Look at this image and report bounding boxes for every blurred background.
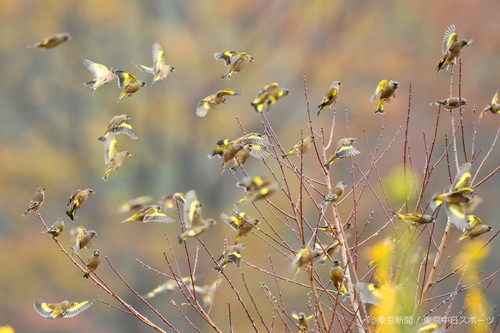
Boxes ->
[0,0,498,332]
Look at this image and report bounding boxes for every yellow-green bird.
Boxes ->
[457,215,491,241]
[430,97,467,110]
[112,69,145,102]
[178,190,216,244]
[236,176,281,204]
[329,259,348,296]
[159,193,184,212]
[291,312,314,331]
[318,241,341,264]
[281,135,315,159]
[143,277,194,299]
[30,32,71,49]
[34,300,93,319]
[371,80,399,114]
[324,138,360,170]
[42,219,65,237]
[436,24,473,73]
[66,189,95,221]
[98,114,137,142]
[214,244,245,271]
[196,89,242,117]
[103,134,119,165]
[235,133,271,158]
[221,141,245,171]
[317,81,342,116]
[102,151,132,181]
[83,249,100,278]
[293,246,322,274]
[479,90,500,119]
[356,282,384,305]
[229,145,252,170]
[72,228,97,256]
[214,51,254,79]
[121,205,174,223]
[221,207,259,243]
[135,42,174,85]
[393,212,435,227]
[21,186,46,216]
[319,181,346,208]
[83,59,115,93]
[117,195,154,213]
[251,82,290,113]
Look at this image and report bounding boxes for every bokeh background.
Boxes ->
[0,0,498,332]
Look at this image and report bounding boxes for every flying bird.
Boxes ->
[112,69,145,102]
[436,24,473,73]
[83,59,115,92]
[214,51,254,79]
[34,300,93,319]
[135,42,174,85]
[30,33,71,49]
[370,80,399,114]
[196,90,242,117]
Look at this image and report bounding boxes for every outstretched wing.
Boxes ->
[442,24,458,54]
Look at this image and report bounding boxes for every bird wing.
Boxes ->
[183,190,199,228]
[217,89,242,97]
[63,300,94,318]
[114,70,136,88]
[34,301,57,318]
[492,90,499,104]
[442,24,458,54]
[104,135,120,165]
[152,42,166,73]
[83,60,110,79]
[452,163,471,190]
[114,121,137,140]
[370,80,387,102]
[135,64,155,74]
[214,51,237,65]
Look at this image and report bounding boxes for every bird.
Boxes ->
[34,300,93,319]
[196,90,242,117]
[135,42,174,85]
[72,228,97,255]
[103,134,120,165]
[329,259,348,296]
[319,181,346,208]
[317,81,342,116]
[393,212,435,227]
[143,277,194,299]
[214,244,245,271]
[318,241,341,264]
[177,190,216,244]
[83,59,115,92]
[356,282,384,305]
[293,246,322,274]
[117,195,154,213]
[83,250,100,278]
[221,141,245,171]
[229,145,252,171]
[291,312,314,332]
[102,151,132,181]
[234,133,271,159]
[436,24,473,73]
[21,187,46,216]
[193,280,220,307]
[42,219,65,237]
[371,80,399,114]
[430,97,467,110]
[251,82,289,113]
[29,33,71,49]
[221,207,259,243]
[236,176,281,204]
[112,69,146,102]
[214,51,254,79]
[281,135,315,158]
[457,215,491,241]
[160,192,185,211]
[324,138,360,170]
[120,205,174,223]
[66,189,95,221]
[98,114,137,142]
[479,90,500,119]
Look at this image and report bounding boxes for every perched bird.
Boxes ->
[317,81,342,116]
[30,33,71,49]
[221,207,259,243]
[281,135,315,158]
[291,312,314,331]
[370,80,399,114]
[83,59,115,92]
[214,51,254,79]
[430,97,467,110]
[457,215,491,241]
[293,246,322,274]
[196,90,242,117]
[102,151,132,181]
[237,176,281,204]
[143,277,194,299]
[34,300,93,319]
[83,250,100,278]
[479,90,500,119]
[214,244,245,271]
[135,42,174,85]
[319,181,346,208]
[251,82,289,113]
[42,219,65,237]
[112,69,145,102]
[393,212,435,227]
[177,190,216,244]
[329,259,348,296]
[72,228,97,255]
[98,114,137,142]
[324,138,360,170]
[66,189,95,221]
[436,24,473,73]
[21,187,46,216]
[117,195,154,213]
[121,205,174,223]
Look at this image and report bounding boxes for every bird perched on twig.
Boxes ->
[319,181,346,208]
[29,33,71,49]
[281,135,315,159]
[371,80,399,114]
[324,138,360,170]
[135,42,174,85]
[317,81,342,116]
[21,187,46,216]
[83,250,100,278]
[436,24,473,73]
[214,51,254,79]
[43,219,65,237]
[393,212,435,227]
[83,59,115,93]
[329,259,348,296]
[430,97,467,110]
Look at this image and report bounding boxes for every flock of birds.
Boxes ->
[18,24,496,332]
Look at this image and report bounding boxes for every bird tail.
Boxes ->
[317,105,325,116]
[21,210,29,216]
[221,70,232,80]
[281,153,289,159]
[83,272,90,279]
[66,209,75,221]
[375,101,385,114]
